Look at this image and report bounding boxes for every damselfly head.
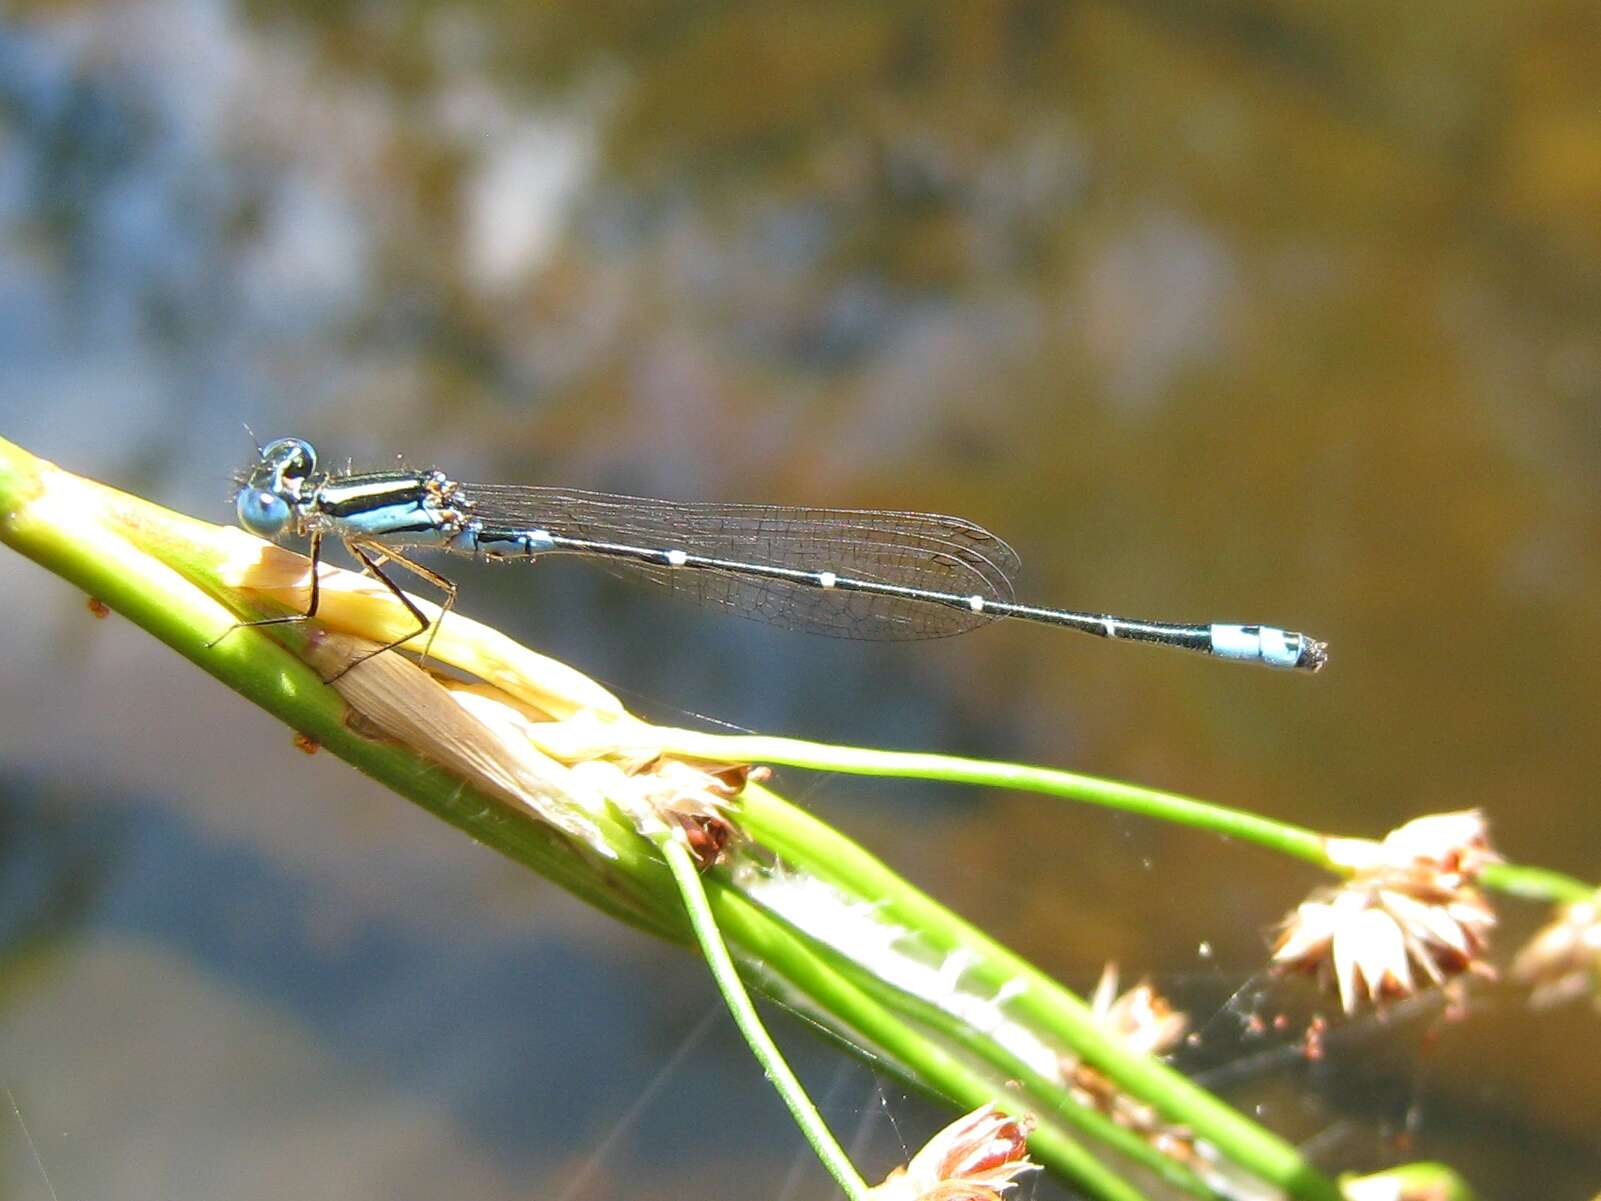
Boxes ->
[234,437,319,539]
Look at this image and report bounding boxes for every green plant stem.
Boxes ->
[793,930,1211,1197]
[699,874,1158,1201]
[653,729,1595,906]
[654,730,1331,863]
[655,829,870,1201]
[1481,863,1593,904]
[741,783,1347,1201]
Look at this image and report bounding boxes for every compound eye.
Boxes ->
[236,487,292,538]
[261,437,317,481]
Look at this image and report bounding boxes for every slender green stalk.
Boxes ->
[651,731,1330,864]
[651,729,1594,906]
[785,927,1211,1197]
[1481,862,1593,904]
[741,783,1347,1201]
[654,828,870,1200]
[700,877,1158,1201]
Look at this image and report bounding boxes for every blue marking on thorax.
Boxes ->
[339,506,457,544]
[314,475,459,542]
[329,501,443,538]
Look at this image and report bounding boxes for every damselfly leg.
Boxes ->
[209,530,459,682]
[342,540,459,677]
[205,531,326,647]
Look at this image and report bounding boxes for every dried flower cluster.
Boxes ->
[867,1104,1037,1201]
[631,757,766,867]
[1272,811,1498,1013]
[1061,966,1199,1167]
[1512,899,1601,1008]
[1086,963,1191,1058]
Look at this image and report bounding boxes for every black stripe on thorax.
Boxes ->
[316,473,433,518]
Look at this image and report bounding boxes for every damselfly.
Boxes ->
[228,437,1327,673]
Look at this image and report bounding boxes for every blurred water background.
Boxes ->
[1,3,1599,1198]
